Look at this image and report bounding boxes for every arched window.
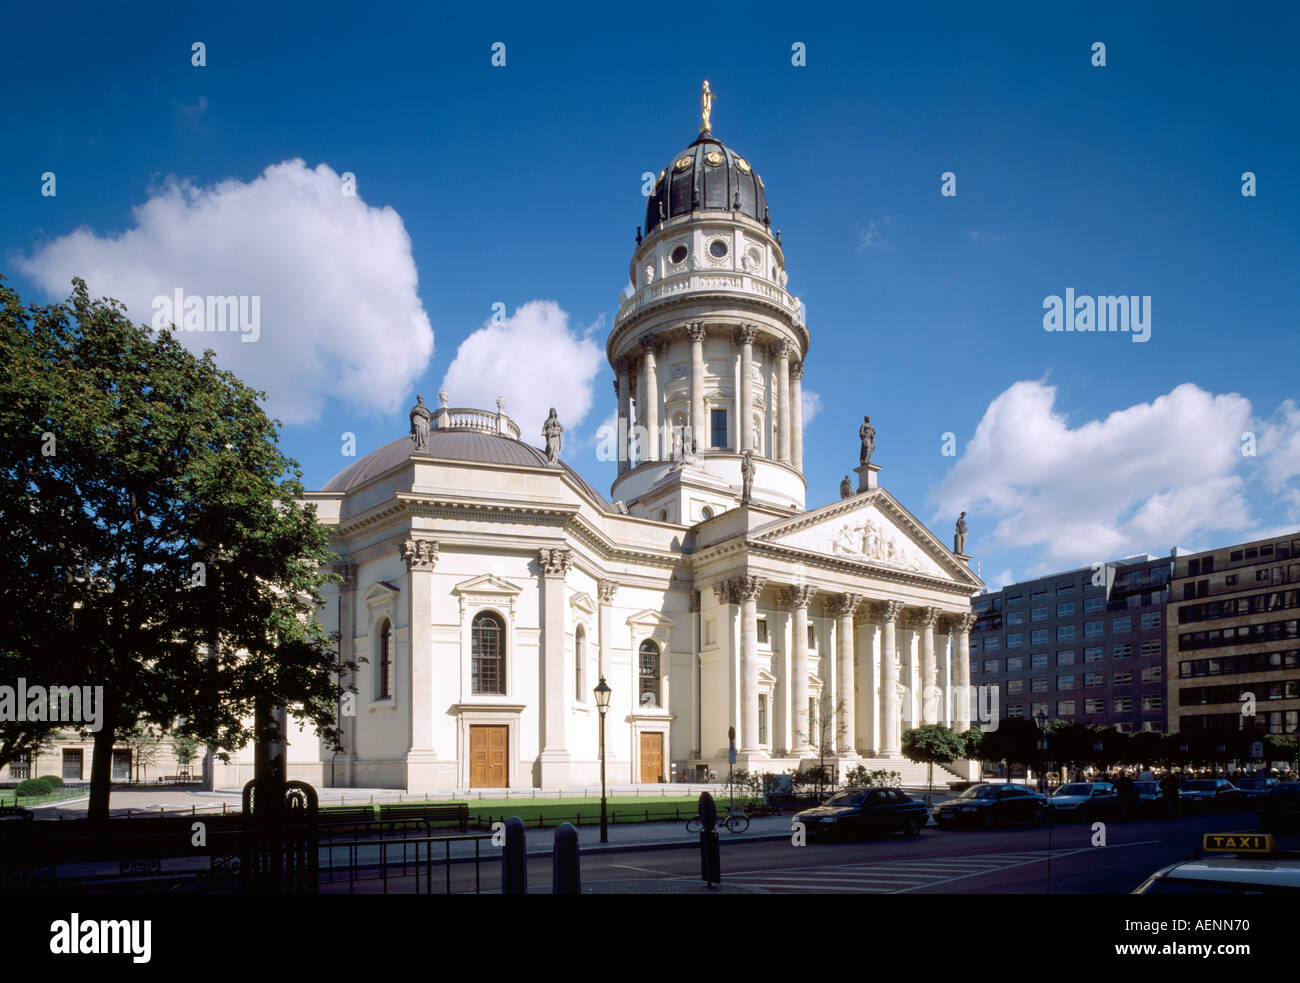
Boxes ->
[638,640,661,708]
[377,619,393,699]
[472,612,506,695]
[574,626,586,702]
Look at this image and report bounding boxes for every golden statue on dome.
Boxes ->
[700,80,714,133]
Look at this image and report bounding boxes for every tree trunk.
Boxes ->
[87,699,118,821]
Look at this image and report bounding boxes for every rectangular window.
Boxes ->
[1085,698,1105,714]
[983,659,999,673]
[1084,646,1104,663]
[1031,607,1048,622]
[1057,581,1075,594]
[1142,694,1162,711]
[1113,696,1133,713]
[758,695,767,745]
[984,636,1001,652]
[1057,602,1075,617]
[1031,677,1048,692]
[1113,670,1132,685]
[1140,639,1161,658]
[1084,621,1103,638]
[1140,612,1161,630]
[1111,616,1132,633]
[1007,656,1024,672]
[1057,625,1076,641]
[1007,679,1024,694]
[757,618,769,644]
[807,625,816,649]
[1031,653,1048,668]
[1006,633,1023,648]
[704,620,715,646]
[1032,701,1049,718]
[1057,700,1076,715]
[1140,666,1162,683]
[1031,629,1048,645]
[1006,591,1024,604]
[1057,650,1075,666]
[1084,597,1104,612]
[1142,720,1164,732]
[9,752,31,781]
[62,749,83,781]
[1113,643,1132,659]
[1006,611,1024,625]
[1057,675,1076,690]
[1085,672,1104,688]
[1006,704,1024,718]
[1031,586,1048,599]
[710,408,728,448]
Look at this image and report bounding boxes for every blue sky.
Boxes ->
[3,1,1298,584]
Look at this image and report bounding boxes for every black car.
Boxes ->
[1179,778,1242,811]
[1234,777,1279,805]
[794,787,928,840]
[1132,780,1164,816]
[1259,781,1300,832]
[934,783,1047,828]
[1046,782,1123,822]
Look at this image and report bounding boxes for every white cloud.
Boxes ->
[801,389,823,425]
[988,569,1016,590]
[439,300,604,444]
[859,217,895,251]
[929,380,1261,572]
[15,159,433,425]
[1256,398,1300,494]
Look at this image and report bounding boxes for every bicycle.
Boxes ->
[686,807,749,834]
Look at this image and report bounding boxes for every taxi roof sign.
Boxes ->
[1202,832,1276,854]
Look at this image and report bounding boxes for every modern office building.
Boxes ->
[1167,532,1300,742]
[970,554,1173,732]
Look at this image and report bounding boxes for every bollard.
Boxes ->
[698,791,721,887]
[501,816,527,895]
[553,823,580,894]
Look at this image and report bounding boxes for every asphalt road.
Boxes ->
[320,809,1297,894]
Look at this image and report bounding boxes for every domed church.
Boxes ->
[215,86,983,792]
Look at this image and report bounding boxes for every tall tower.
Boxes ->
[607,83,809,523]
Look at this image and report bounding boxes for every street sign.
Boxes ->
[1250,741,1264,760]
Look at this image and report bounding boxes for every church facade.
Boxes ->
[213,92,983,792]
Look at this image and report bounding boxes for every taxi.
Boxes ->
[1133,832,1300,894]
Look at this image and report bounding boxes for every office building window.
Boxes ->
[1031,653,1048,668]
[1140,639,1161,658]
[1031,629,1048,645]
[1031,677,1048,692]
[1113,643,1132,659]
[1057,700,1076,715]
[984,636,1001,652]
[1057,675,1076,690]
[1142,721,1164,733]
[1085,672,1104,688]
[1006,633,1023,648]
[1084,621,1103,638]
[1007,679,1024,694]
[1113,670,1132,685]
[1006,704,1024,718]
[1142,694,1162,711]
[1006,591,1024,604]
[1113,696,1133,713]
[1084,597,1104,613]
[1057,650,1075,666]
[1006,656,1024,672]
[1057,581,1075,594]
[1085,698,1105,714]
[1057,602,1075,617]
[983,659,999,673]
[1032,702,1049,718]
[1112,616,1132,633]
[1140,612,1161,630]
[1084,646,1104,663]
[1031,607,1048,622]
[1006,611,1024,625]
[1031,586,1048,599]
[1140,666,1161,683]
[1057,625,1075,641]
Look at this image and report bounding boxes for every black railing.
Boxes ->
[321,831,494,894]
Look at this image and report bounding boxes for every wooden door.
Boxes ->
[469,725,508,788]
[639,732,663,784]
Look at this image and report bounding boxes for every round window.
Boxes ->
[700,506,714,520]
[709,240,728,259]
[670,244,688,265]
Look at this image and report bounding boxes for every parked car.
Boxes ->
[1258,781,1300,832]
[934,783,1047,828]
[1046,782,1122,822]
[1178,778,1241,811]
[794,787,927,840]
[1234,776,1279,805]
[1132,780,1163,816]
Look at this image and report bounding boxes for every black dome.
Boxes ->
[644,132,769,236]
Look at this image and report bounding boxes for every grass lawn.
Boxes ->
[318,794,756,827]
[0,785,87,809]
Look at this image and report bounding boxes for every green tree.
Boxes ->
[961,726,985,779]
[795,690,848,797]
[0,277,351,819]
[171,732,201,778]
[902,723,966,802]
[122,723,163,782]
[980,717,1039,781]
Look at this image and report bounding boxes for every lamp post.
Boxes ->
[1293,725,1300,780]
[1035,711,1048,794]
[594,676,611,843]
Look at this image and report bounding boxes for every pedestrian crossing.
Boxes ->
[717,848,1093,893]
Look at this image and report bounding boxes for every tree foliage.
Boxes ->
[0,277,350,818]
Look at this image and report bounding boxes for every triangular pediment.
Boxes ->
[361,581,400,603]
[626,609,675,631]
[569,591,596,616]
[452,573,523,597]
[750,491,981,587]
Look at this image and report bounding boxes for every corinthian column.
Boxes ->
[402,536,439,791]
[738,324,757,453]
[833,593,863,755]
[954,612,976,732]
[775,341,792,463]
[687,322,706,454]
[615,357,631,474]
[641,335,661,462]
[790,361,804,471]
[735,575,766,753]
[878,600,905,757]
[782,585,817,754]
[538,547,572,786]
[919,607,940,725]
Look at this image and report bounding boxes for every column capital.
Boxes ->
[614,356,629,375]
[736,323,758,346]
[712,580,736,606]
[780,584,817,610]
[917,605,942,629]
[790,359,804,381]
[686,322,707,343]
[640,333,663,357]
[401,537,439,571]
[950,611,978,633]
[831,592,864,618]
[333,561,357,588]
[874,599,905,624]
[537,547,573,578]
[774,340,795,360]
[733,575,766,602]
[597,579,618,603]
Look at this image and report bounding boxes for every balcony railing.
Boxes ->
[616,269,805,327]
[432,407,521,440]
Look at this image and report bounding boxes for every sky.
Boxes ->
[3,1,1298,587]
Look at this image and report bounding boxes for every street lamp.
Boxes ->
[1034,711,1048,793]
[593,676,611,843]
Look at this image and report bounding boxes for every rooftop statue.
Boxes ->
[954,511,968,554]
[409,394,431,453]
[859,415,875,466]
[542,407,564,465]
